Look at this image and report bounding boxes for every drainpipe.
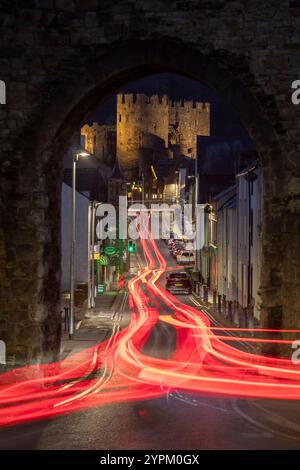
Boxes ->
[244,171,258,315]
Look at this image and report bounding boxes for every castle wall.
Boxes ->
[81,123,116,166]
[117,93,169,172]
[169,101,210,158]
[82,96,211,174]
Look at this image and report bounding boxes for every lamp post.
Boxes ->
[244,170,258,317]
[87,200,92,309]
[69,148,91,340]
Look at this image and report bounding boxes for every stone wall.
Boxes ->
[0,0,299,362]
[169,100,210,158]
[117,93,169,172]
[81,123,116,166]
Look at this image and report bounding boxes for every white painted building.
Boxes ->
[211,186,237,302]
[236,165,262,320]
[210,163,262,321]
[61,182,89,291]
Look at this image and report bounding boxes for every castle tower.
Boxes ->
[116,93,169,175]
[83,94,211,183]
[168,100,210,158]
[81,123,116,166]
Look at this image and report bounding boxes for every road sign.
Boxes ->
[109,253,120,266]
[90,252,100,260]
[104,246,117,256]
[97,254,108,266]
[97,283,105,295]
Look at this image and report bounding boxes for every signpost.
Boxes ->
[98,254,108,266]
[108,253,120,266]
[104,245,117,256]
[97,283,105,295]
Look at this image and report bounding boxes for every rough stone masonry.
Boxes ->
[0,0,299,363]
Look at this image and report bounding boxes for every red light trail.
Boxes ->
[0,224,300,427]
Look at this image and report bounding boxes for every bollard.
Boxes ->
[203,286,208,304]
[238,307,244,328]
[213,289,217,311]
[248,306,254,329]
[228,301,233,323]
[217,295,222,314]
[243,307,248,328]
[222,295,227,317]
[64,307,69,332]
[233,301,238,325]
[201,284,205,301]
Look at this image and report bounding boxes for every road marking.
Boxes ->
[231,400,300,442]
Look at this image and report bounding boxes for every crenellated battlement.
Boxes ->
[117,93,169,106]
[169,99,210,111]
[117,93,209,111]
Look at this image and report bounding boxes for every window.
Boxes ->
[119,114,122,122]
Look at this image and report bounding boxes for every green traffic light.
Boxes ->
[128,241,135,253]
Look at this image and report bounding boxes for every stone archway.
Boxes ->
[0,38,291,364]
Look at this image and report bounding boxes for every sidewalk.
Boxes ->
[60,290,126,360]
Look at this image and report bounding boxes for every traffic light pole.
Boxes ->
[91,201,96,308]
[87,201,92,309]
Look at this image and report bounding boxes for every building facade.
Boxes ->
[61,182,89,292]
[200,162,262,323]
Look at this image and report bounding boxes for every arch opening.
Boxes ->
[2,39,287,364]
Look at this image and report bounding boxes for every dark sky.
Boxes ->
[86,73,253,143]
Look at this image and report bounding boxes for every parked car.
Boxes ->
[176,250,195,265]
[169,241,180,254]
[170,240,184,252]
[173,245,186,258]
[171,245,185,258]
[168,239,177,249]
[166,272,192,295]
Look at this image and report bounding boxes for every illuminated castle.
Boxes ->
[81,93,210,178]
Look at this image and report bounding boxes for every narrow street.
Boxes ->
[1,239,300,450]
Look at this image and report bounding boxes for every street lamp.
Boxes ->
[69,147,91,340]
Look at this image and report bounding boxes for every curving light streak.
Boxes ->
[0,222,300,427]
